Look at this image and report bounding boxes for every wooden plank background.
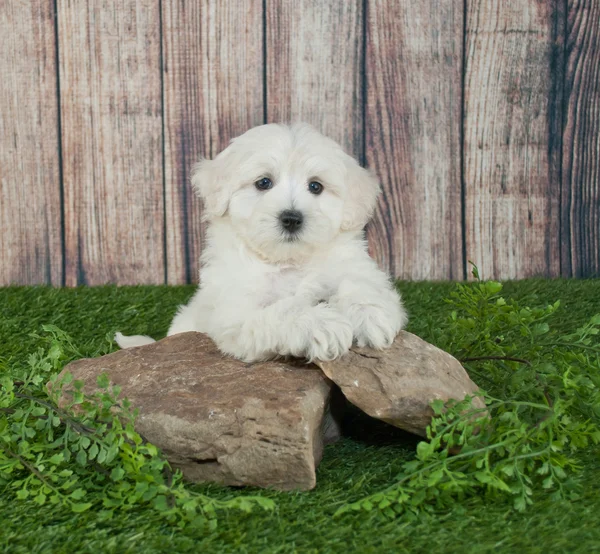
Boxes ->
[265,0,364,159]
[1,0,599,285]
[464,0,563,279]
[0,0,63,285]
[561,0,600,277]
[58,0,164,286]
[365,0,464,280]
[162,0,264,284]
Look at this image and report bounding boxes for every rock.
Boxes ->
[315,331,485,438]
[55,332,340,491]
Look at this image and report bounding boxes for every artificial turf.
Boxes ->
[1,279,599,554]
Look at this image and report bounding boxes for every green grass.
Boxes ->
[1,279,600,554]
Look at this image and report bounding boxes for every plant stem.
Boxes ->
[14,392,95,435]
[4,448,63,498]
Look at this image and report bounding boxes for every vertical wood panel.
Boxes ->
[0,0,62,285]
[464,0,563,279]
[59,0,164,285]
[162,1,264,284]
[365,0,464,280]
[561,0,600,277]
[265,0,363,159]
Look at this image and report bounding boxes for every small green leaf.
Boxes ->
[554,466,567,480]
[61,372,73,386]
[427,469,444,487]
[378,498,391,509]
[514,497,526,512]
[48,344,62,363]
[96,448,107,464]
[71,391,84,405]
[542,476,554,489]
[88,443,99,460]
[501,465,515,477]
[485,281,502,294]
[431,399,445,416]
[142,487,158,502]
[71,502,92,513]
[474,471,491,484]
[96,373,110,389]
[105,445,119,464]
[48,453,64,465]
[76,450,87,466]
[110,467,125,482]
[362,500,373,512]
[416,441,433,461]
[153,495,169,512]
[70,488,86,500]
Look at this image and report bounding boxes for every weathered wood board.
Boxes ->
[365,0,464,280]
[0,1,62,285]
[561,0,600,277]
[265,0,363,160]
[162,0,264,284]
[58,0,164,285]
[463,0,563,279]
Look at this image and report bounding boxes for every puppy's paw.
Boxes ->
[330,281,407,350]
[351,305,401,349]
[290,304,353,362]
[307,304,353,361]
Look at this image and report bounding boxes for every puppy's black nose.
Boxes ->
[279,210,303,232]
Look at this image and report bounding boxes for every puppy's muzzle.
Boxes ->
[279,210,303,233]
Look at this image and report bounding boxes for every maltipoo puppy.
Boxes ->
[116,123,407,362]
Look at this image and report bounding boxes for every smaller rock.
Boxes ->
[55,332,340,491]
[315,331,485,437]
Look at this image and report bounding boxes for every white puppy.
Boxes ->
[116,123,407,362]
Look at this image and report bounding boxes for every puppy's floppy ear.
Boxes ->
[341,160,381,231]
[191,155,231,219]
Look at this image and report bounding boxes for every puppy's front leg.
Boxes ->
[330,279,407,349]
[215,297,353,363]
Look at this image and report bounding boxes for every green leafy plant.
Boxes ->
[2,271,599,527]
[337,266,600,517]
[0,325,273,529]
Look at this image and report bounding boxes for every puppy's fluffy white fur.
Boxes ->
[116,123,407,362]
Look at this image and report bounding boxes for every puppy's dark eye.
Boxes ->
[254,177,273,191]
[308,181,324,195]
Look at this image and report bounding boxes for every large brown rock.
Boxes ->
[56,332,340,491]
[315,331,485,437]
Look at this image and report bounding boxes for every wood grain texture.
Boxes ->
[58,0,164,285]
[561,0,600,277]
[265,0,363,159]
[365,0,464,280]
[162,0,264,284]
[464,0,563,279]
[0,1,62,285]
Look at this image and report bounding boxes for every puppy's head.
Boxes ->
[192,123,380,262]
